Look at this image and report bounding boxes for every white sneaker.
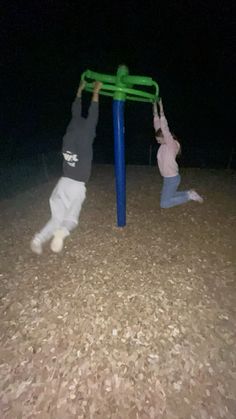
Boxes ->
[30,237,43,255]
[188,189,204,203]
[50,228,69,253]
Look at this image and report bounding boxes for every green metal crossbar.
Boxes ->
[81,65,159,103]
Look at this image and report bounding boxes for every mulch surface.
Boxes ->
[0,165,235,419]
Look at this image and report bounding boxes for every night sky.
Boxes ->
[1,0,235,167]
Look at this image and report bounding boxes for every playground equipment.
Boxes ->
[81,65,159,227]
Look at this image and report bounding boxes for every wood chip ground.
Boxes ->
[0,166,236,419]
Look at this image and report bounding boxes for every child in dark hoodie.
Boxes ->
[31,80,102,254]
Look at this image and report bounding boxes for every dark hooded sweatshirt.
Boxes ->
[62,97,98,183]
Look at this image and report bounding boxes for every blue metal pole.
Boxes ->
[112,99,126,227]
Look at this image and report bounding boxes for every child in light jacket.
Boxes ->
[153,99,203,208]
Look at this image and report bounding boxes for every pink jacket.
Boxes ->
[153,112,180,177]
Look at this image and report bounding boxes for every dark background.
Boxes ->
[1,0,235,168]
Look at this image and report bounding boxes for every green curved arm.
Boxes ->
[81,70,116,85]
[123,75,153,86]
[81,66,159,103]
[84,83,159,102]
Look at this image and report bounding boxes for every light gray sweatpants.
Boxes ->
[35,177,86,243]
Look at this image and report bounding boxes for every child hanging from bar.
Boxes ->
[31,80,102,254]
[153,98,203,208]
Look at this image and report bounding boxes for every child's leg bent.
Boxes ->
[160,175,190,208]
